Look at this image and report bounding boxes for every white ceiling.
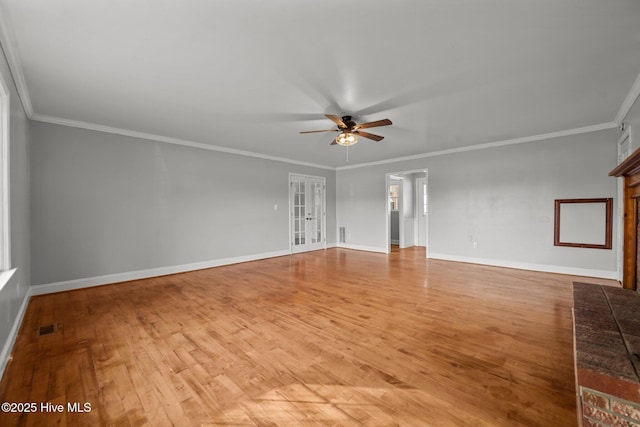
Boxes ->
[1,0,640,168]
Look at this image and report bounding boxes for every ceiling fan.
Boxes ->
[300,114,392,146]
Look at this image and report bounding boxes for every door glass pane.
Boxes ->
[390,184,399,211]
[291,176,324,250]
[316,216,322,242]
[293,178,306,247]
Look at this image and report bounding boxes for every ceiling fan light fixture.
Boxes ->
[335,132,358,146]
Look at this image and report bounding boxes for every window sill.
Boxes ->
[0,268,16,292]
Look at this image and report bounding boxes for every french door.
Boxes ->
[290,174,326,253]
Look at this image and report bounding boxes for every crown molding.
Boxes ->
[615,70,640,124]
[31,113,335,171]
[0,2,33,117]
[336,122,618,171]
[33,113,619,173]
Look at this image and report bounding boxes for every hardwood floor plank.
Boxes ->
[0,247,620,425]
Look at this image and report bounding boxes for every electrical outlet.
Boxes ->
[472,241,478,249]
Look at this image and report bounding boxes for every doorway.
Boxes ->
[389,177,402,246]
[385,169,428,256]
[290,174,326,254]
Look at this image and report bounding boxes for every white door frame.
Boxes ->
[385,169,428,257]
[415,175,428,248]
[289,173,326,254]
[388,177,403,246]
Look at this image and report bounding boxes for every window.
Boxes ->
[389,184,399,211]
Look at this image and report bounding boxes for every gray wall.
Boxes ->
[337,128,619,275]
[30,122,336,286]
[0,44,31,372]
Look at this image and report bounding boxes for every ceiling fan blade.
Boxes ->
[330,140,338,145]
[325,114,347,129]
[356,130,384,141]
[354,118,392,130]
[300,129,339,134]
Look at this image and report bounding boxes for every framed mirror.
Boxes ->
[554,198,613,249]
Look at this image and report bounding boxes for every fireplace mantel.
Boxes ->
[609,147,640,291]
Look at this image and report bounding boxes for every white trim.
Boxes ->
[617,128,631,146]
[0,285,32,380]
[31,114,619,172]
[31,114,335,171]
[0,2,33,117]
[615,71,640,124]
[415,176,428,250]
[336,123,619,171]
[0,267,15,293]
[30,250,291,296]
[0,68,10,271]
[428,252,618,280]
[336,243,387,254]
[28,116,621,173]
[617,127,631,162]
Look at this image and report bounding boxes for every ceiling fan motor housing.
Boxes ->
[341,116,357,129]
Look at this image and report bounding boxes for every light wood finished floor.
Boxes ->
[0,247,618,426]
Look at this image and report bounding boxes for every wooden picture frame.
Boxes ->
[554,198,613,249]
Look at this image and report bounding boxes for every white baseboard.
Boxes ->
[30,247,617,296]
[31,249,292,296]
[428,252,618,279]
[390,239,399,245]
[0,286,32,380]
[336,243,388,254]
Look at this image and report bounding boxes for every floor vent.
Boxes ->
[39,324,55,336]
